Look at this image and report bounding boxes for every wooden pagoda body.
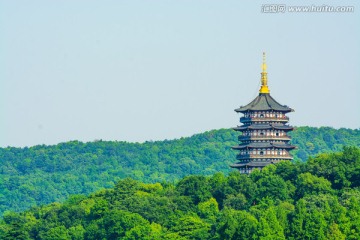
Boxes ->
[231,53,295,174]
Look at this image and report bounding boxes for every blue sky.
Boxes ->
[1,0,359,147]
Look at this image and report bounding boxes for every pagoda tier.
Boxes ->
[233,124,293,131]
[232,142,296,150]
[231,53,295,174]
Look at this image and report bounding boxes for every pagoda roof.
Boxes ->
[233,124,293,131]
[230,162,272,168]
[235,93,293,113]
[232,142,295,150]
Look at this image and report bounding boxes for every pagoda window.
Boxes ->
[276,132,279,136]
[260,151,264,155]
[277,151,280,155]
[260,114,264,118]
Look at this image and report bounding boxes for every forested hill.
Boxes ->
[0,127,359,217]
[1,147,360,239]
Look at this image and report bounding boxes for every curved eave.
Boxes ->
[273,144,296,149]
[230,162,272,168]
[235,108,294,113]
[235,155,294,161]
[233,125,294,131]
[235,93,293,113]
[232,144,296,150]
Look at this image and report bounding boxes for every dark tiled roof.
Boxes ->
[233,124,293,131]
[235,93,293,113]
[230,162,272,168]
[232,142,296,150]
[273,143,296,149]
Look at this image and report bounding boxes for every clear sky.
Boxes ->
[1,0,359,147]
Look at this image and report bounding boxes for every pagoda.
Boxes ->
[231,53,295,174]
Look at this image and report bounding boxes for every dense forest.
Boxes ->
[0,127,359,217]
[1,147,359,239]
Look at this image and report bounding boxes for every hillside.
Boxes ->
[1,147,359,239]
[0,127,359,217]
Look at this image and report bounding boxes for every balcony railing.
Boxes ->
[236,154,293,160]
[240,116,289,123]
[238,135,291,141]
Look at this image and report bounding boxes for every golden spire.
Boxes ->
[259,52,270,94]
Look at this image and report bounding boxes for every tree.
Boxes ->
[169,215,210,240]
[1,146,360,239]
[227,172,257,204]
[100,209,150,240]
[289,198,328,240]
[275,160,302,182]
[341,193,360,240]
[38,226,69,240]
[326,223,345,240]
[0,128,359,217]
[216,209,258,240]
[223,193,248,210]
[207,172,228,208]
[68,225,85,240]
[176,176,211,205]
[256,175,291,202]
[275,201,294,237]
[295,173,333,199]
[1,212,30,240]
[198,198,219,222]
